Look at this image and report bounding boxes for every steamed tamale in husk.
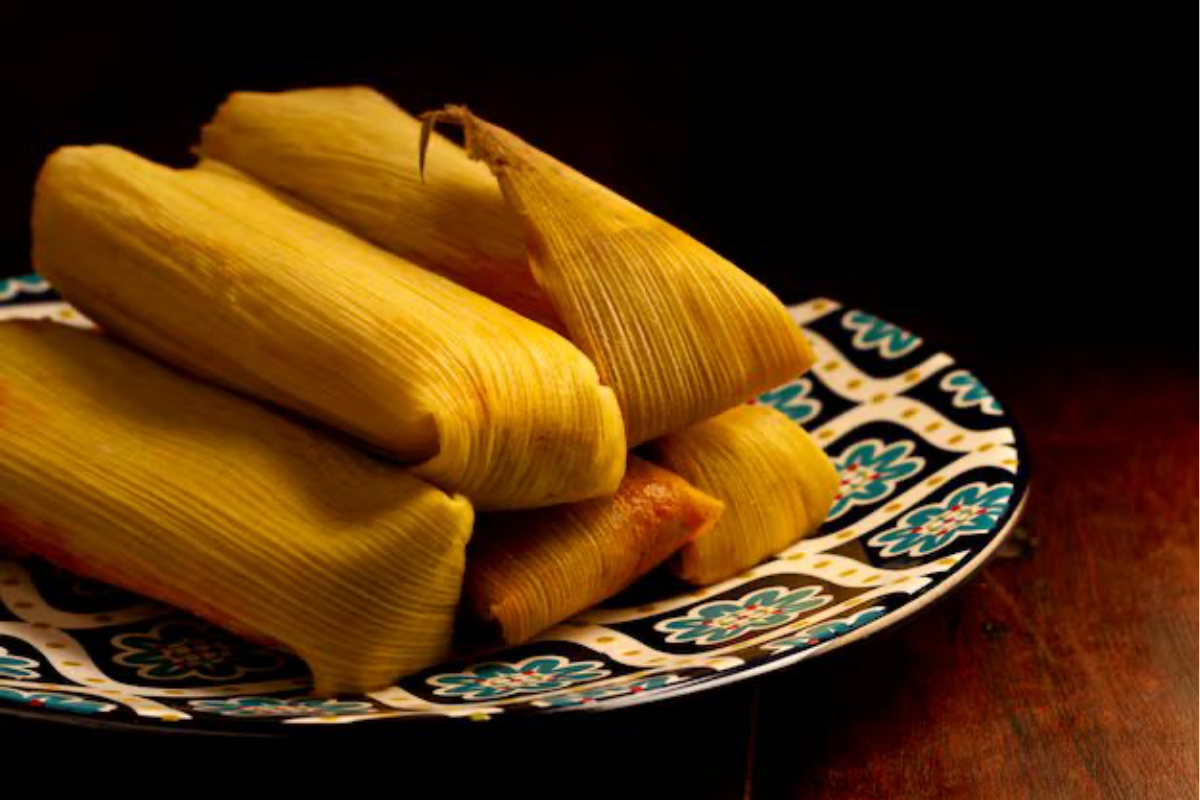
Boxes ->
[32,145,626,510]
[644,404,839,586]
[0,321,473,695]
[198,87,558,329]
[198,88,815,446]
[462,457,723,647]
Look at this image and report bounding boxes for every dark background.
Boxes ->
[2,11,1195,798]
[0,11,1189,369]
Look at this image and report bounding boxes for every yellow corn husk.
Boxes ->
[32,145,626,510]
[420,106,816,445]
[0,321,474,695]
[198,87,560,329]
[644,404,839,586]
[462,456,723,647]
[198,89,815,445]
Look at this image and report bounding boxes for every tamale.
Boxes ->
[198,87,559,329]
[32,145,626,510]
[644,404,838,586]
[199,88,815,445]
[0,321,473,695]
[462,457,723,647]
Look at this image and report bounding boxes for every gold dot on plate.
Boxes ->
[637,605,657,613]
[823,360,841,371]
[787,553,806,561]
[948,434,964,445]
[84,677,106,683]
[904,370,921,383]
[622,649,642,658]
[1002,458,1017,467]
[926,476,945,487]
[817,429,835,441]
[979,442,995,452]
[468,712,491,722]
[160,714,184,723]
[646,657,667,665]
[937,557,958,566]
[871,392,889,403]
[901,407,919,419]
[838,568,858,578]
[164,689,187,696]
[893,576,911,584]
[925,422,942,433]
[812,301,828,312]
[812,560,831,570]
[885,503,903,513]
[61,660,83,668]
[862,575,882,584]
[596,636,615,644]
[837,530,857,540]
[847,379,863,390]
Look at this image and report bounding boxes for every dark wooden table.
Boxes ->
[9,343,1196,800]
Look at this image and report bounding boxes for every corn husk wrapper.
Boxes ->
[644,404,838,586]
[198,87,559,329]
[32,145,626,510]
[422,106,816,445]
[198,88,815,445]
[462,456,723,647]
[0,322,474,695]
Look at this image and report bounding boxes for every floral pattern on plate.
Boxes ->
[0,282,1027,730]
[428,656,611,701]
[111,619,288,681]
[0,688,116,715]
[189,697,375,718]
[842,310,923,359]
[0,647,39,680]
[758,377,821,425]
[656,586,832,646]
[869,482,1015,557]
[940,369,1003,416]
[828,438,926,520]
[763,607,888,653]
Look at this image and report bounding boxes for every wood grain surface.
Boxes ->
[748,351,1199,799]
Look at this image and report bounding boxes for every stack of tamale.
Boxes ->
[0,86,837,694]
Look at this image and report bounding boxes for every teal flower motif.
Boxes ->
[757,377,821,424]
[0,687,115,715]
[763,607,887,653]
[534,674,681,708]
[428,656,611,701]
[656,585,832,646]
[940,369,1002,416]
[0,275,50,302]
[843,310,922,358]
[189,696,374,718]
[112,620,286,681]
[0,646,39,680]
[829,439,925,520]
[870,482,1013,557]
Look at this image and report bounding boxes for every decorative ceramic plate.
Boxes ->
[0,274,1028,734]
